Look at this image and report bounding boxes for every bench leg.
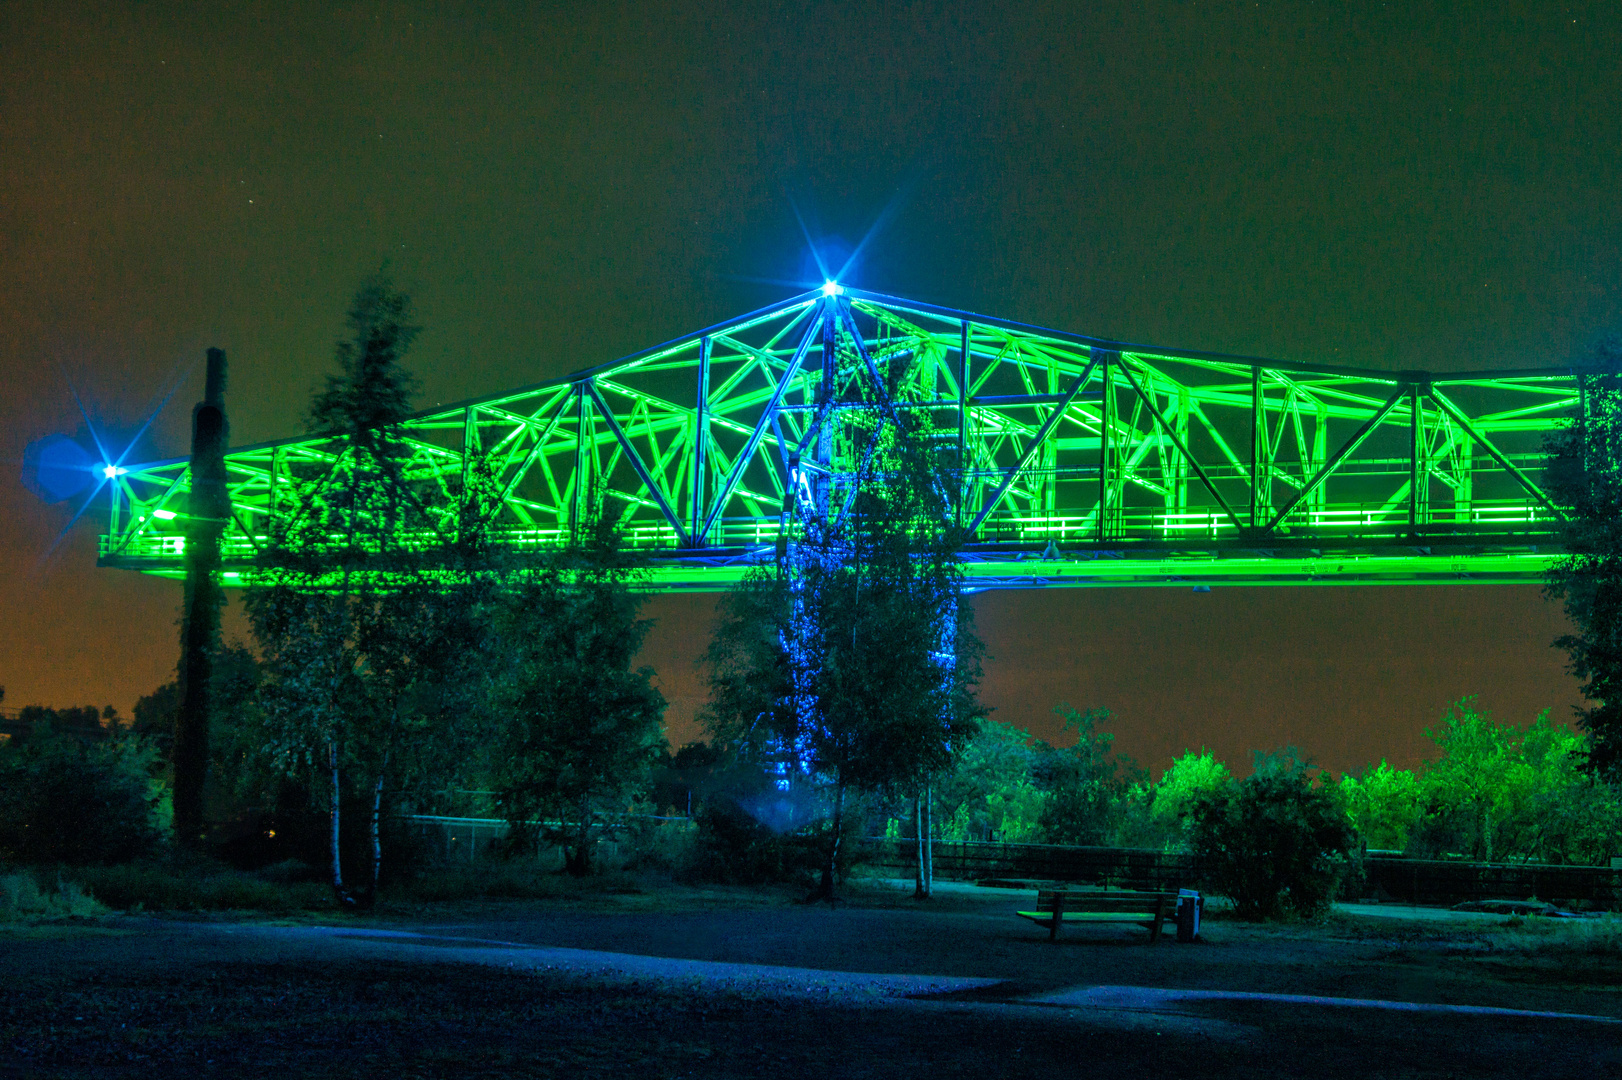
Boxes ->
[1148,897,1164,943]
[1049,893,1064,942]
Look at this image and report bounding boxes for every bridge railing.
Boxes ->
[99,493,1561,570]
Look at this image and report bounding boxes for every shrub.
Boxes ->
[1411,700,1622,864]
[1114,749,1233,851]
[0,872,104,920]
[0,727,166,865]
[618,816,698,876]
[933,721,1047,843]
[1191,750,1359,920]
[66,861,331,913]
[690,799,827,886]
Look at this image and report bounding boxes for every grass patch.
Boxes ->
[65,861,334,914]
[393,860,651,903]
[1486,912,1622,957]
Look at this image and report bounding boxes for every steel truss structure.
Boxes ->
[97,288,1575,590]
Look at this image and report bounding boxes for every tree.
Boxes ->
[245,276,483,906]
[1338,760,1420,852]
[489,517,667,876]
[1034,705,1143,845]
[1190,749,1359,921]
[1114,748,1232,851]
[1545,334,1622,779]
[0,718,166,865]
[704,421,986,899]
[934,721,1045,843]
[1410,699,1622,864]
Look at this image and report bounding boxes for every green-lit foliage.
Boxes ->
[1114,748,1233,851]
[489,518,668,877]
[1338,760,1421,851]
[0,722,167,866]
[1034,705,1145,846]
[934,722,1046,844]
[1191,750,1359,921]
[1546,335,1622,778]
[1408,699,1622,865]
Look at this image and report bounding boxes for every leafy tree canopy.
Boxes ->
[1545,334,1622,778]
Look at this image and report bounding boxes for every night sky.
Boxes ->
[3,2,1616,776]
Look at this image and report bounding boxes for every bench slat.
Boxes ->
[1021,890,1180,943]
[1018,908,1161,914]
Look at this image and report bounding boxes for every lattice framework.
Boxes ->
[97,289,1575,589]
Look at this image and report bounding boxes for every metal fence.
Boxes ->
[400,814,688,867]
[857,838,1622,907]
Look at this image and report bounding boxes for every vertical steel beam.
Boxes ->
[268,445,280,525]
[957,320,969,525]
[570,383,588,534]
[1098,351,1112,542]
[692,335,711,546]
[814,302,838,519]
[1409,383,1421,533]
[460,406,477,492]
[1250,365,1261,529]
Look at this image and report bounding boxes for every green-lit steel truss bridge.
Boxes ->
[97,287,1575,590]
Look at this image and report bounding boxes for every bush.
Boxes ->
[0,872,104,920]
[690,799,828,886]
[1113,748,1232,851]
[66,860,332,913]
[0,727,166,865]
[1191,750,1359,920]
[618,816,698,876]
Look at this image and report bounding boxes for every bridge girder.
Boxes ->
[96,289,1575,589]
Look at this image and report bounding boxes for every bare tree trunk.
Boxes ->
[565,794,592,876]
[817,780,846,901]
[913,790,926,899]
[329,740,349,905]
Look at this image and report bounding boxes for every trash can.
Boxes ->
[1176,889,1202,942]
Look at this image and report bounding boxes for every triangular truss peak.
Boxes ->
[97,289,1576,589]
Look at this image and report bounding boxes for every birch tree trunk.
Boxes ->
[366,763,386,905]
[818,780,846,901]
[914,790,926,899]
[924,776,934,896]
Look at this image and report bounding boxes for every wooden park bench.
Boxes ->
[1015,889,1181,942]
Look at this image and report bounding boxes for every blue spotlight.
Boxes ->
[21,434,96,503]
